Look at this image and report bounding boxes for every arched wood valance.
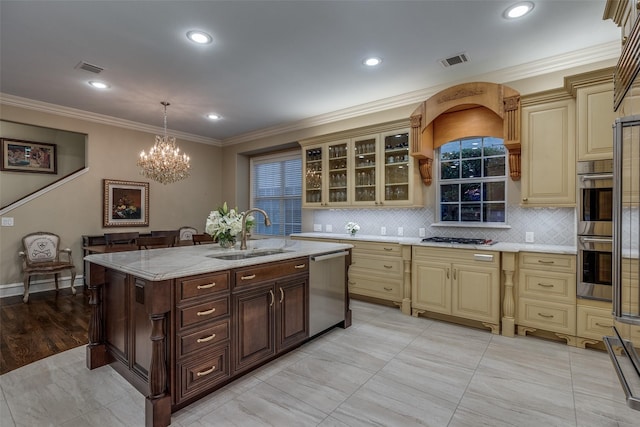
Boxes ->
[410,82,521,185]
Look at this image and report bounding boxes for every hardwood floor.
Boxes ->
[0,288,90,375]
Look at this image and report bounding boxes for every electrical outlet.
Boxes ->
[313,224,322,232]
[419,228,426,238]
[325,224,332,232]
[380,226,386,235]
[1,217,14,226]
[397,227,403,236]
[525,231,534,243]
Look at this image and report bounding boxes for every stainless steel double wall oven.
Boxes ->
[577,159,614,301]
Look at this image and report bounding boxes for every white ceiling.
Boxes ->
[0,1,621,145]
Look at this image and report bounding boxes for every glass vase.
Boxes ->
[218,235,236,249]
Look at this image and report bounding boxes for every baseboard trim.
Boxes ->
[0,277,84,299]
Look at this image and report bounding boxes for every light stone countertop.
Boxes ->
[291,232,577,255]
[84,238,353,281]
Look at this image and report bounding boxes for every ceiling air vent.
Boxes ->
[439,53,469,68]
[75,61,104,74]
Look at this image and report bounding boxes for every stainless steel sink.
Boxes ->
[207,248,291,261]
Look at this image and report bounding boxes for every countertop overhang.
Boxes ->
[84,238,352,281]
[291,233,577,255]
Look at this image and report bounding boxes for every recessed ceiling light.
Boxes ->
[88,81,109,89]
[187,30,212,44]
[363,57,382,67]
[207,113,221,120]
[504,2,534,19]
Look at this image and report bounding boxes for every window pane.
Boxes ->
[461,138,482,158]
[483,203,505,222]
[441,160,460,180]
[461,183,481,201]
[441,184,459,202]
[483,137,506,156]
[461,159,481,178]
[441,204,459,221]
[461,204,481,222]
[440,141,460,160]
[484,157,505,177]
[483,181,505,201]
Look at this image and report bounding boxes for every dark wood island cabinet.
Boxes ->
[84,240,351,427]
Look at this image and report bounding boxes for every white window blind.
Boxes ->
[250,151,302,236]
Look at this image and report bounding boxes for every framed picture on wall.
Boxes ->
[0,138,57,174]
[103,179,149,227]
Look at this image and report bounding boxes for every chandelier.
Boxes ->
[137,101,190,184]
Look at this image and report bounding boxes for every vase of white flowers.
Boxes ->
[345,221,360,237]
[205,202,254,248]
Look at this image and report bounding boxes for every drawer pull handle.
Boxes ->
[196,307,216,316]
[196,366,216,377]
[279,287,284,303]
[384,287,392,291]
[595,322,611,328]
[446,268,450,279]
[241,274,256,280]
[348,280,356,285]
[197,333,216,343]
[537,260,555,264]
[537,312,554,318]
[269,289,275,307]
[197,282,216,289]
[384,265,392,269]
[294,264,306,269]
[537,283,554,288]
[383,247,393,251]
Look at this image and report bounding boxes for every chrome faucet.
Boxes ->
[240,208,271,250]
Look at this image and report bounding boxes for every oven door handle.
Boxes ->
[580,173,613,181]
[579,236,613,243]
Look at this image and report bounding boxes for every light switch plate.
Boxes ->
[397,227,403,236]
[419,228,426,237]
[313,224,322,232]
[325,224,332,232]
[380,226,386,235]
[1,217,14,226]
[525,231,534,243]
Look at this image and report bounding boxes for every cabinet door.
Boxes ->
[381,130,412,206]
[351,134,379,206]
[233,285,275,373]
[521,99,576,206]
[276,277,308,351]
[412,260,451,314]
[327,140,350,207]
[452,264,499,323]
[577,83,616,161]
[303,145,325,207]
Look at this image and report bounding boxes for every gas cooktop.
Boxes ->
[421,237,496,245]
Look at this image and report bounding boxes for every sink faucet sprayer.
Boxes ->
[240,208,271,250]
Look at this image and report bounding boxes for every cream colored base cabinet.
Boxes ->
[412,247,500,334]
[576,302,614,349]
[516,252,577,344]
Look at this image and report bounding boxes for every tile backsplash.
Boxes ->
[312,205,576,246]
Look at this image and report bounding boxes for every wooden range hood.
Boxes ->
[409,82,521,185]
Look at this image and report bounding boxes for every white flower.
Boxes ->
[205,202,249,239]
[345,221,360,234]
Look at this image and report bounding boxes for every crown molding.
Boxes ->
[0,94,222,146]
[223,41,620,146]
[1,42,621,148]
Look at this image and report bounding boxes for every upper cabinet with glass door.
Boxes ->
[301,121,422,208]
[303,140,350,207]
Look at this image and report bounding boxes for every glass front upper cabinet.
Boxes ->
[303,140,350,207]
[382,131,411,205]
[352,134,379,206]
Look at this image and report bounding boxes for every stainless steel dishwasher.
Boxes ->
[309,250,349,336]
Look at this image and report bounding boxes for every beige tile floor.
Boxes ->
[1,300,638,426]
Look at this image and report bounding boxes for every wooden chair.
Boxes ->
[104,232,139,246]
[19,232,77,303]
[151,230,179,245]
[178,226,198,243]
[136,235,175,249]
[192,233,215,244]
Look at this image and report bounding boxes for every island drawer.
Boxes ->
[518,297,576,335]
[519,252,575,273]
[351,254,403,276]
[177,344,230,403]
[349,241,401,256]
[177,319,230,358]
[233,257,308,289]
[178,296,229,329]
[518,270,575,302]
[178,272,229,302]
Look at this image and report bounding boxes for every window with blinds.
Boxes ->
[250,151,302,236]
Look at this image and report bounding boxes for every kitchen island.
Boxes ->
[84,238,352,427]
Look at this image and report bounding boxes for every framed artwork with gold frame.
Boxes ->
[103,179,149,227]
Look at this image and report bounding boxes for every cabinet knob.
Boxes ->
[522,198,528,202]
